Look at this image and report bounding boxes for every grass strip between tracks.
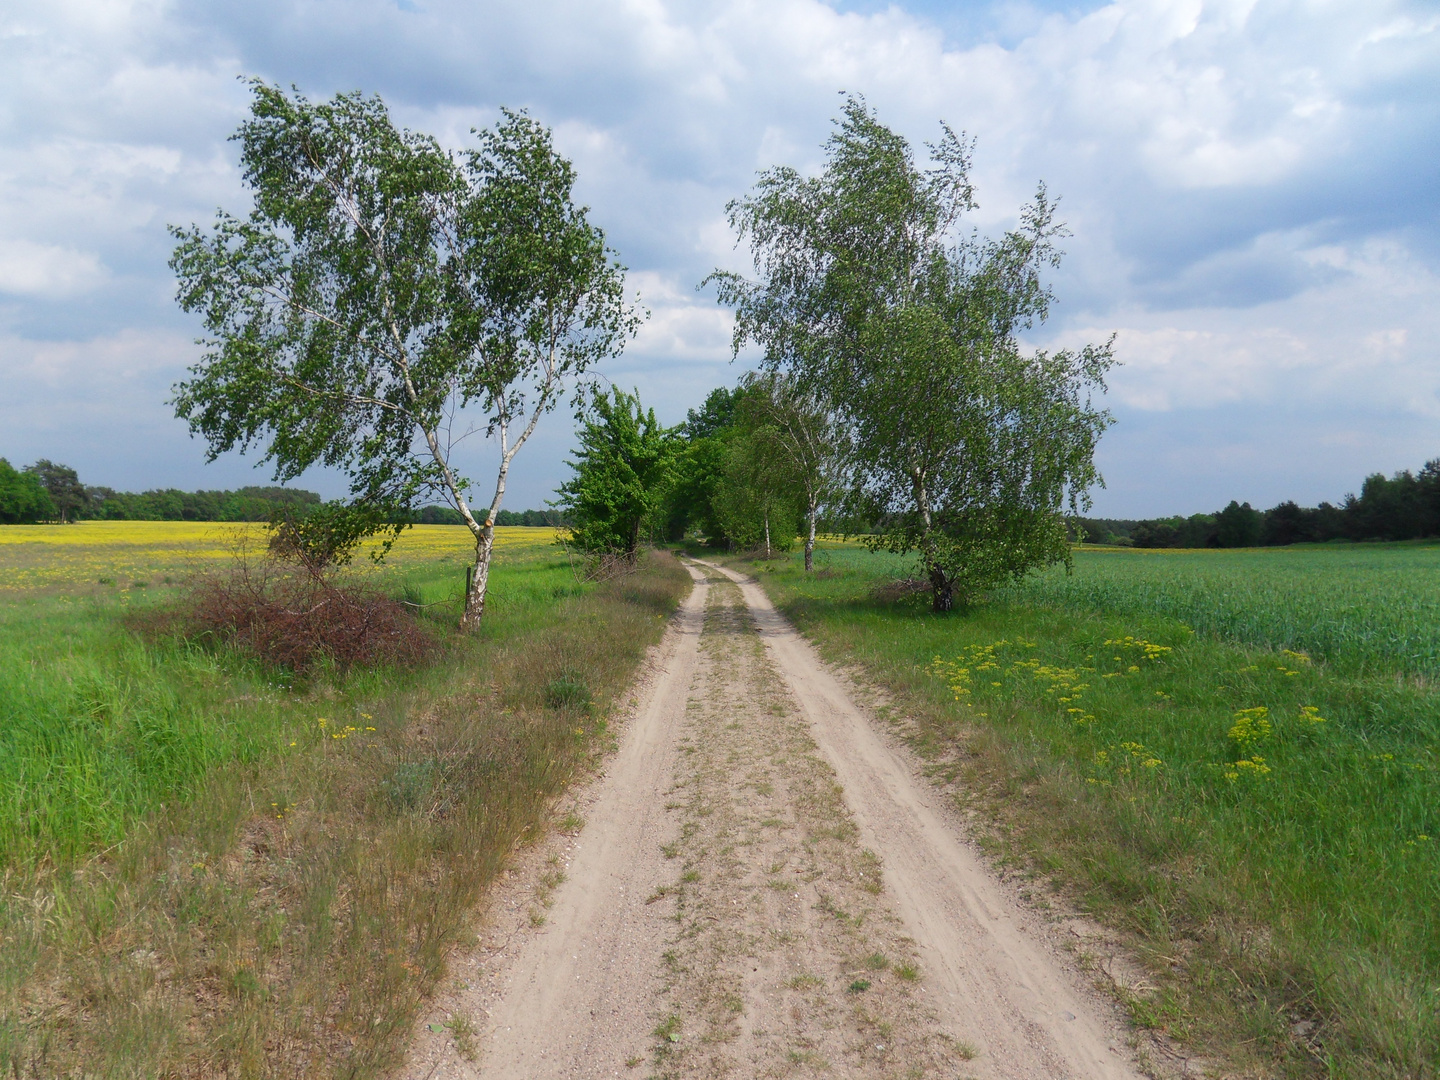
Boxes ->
[729,546,1440,1080]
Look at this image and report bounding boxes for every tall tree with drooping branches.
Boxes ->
[170,80,638,625]
[710,96,1115,610]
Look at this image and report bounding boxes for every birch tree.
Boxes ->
[170,81,636,625]
[712,97,1114,610]
[737,371,840,571]
[713,421,801,559]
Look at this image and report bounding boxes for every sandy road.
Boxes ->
[469,564,713,1079]
[694,559,1142,1080]
[403,561,1144,1079]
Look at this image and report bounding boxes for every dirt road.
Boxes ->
[402,561,1144,1079]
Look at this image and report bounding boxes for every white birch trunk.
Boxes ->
[804,490,817,572]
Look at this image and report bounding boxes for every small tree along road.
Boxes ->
[555,386,678,563]
[171,81,637,625]
[736,372,839,570]
[713,97,1114,611]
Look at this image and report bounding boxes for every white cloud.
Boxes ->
[629,271,738,362]
[0,239,106,297]
[2,327,192,389]
[1053,234,1440,419]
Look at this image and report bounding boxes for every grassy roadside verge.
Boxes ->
[722,547,1439,1079]
[1,546,689,1077]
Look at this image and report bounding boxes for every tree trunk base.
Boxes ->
[928,566,954,613]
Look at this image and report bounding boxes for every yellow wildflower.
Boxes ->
[1228,707,1271,753]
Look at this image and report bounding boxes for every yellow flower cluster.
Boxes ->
[1103,636,1173,661]
[316,715,376,742]
[1223,706,1273,781]
[1100,635,1171,678]
[1228,706,1272,752]
[930,634,1183,730]
[1239,650,1308,677]
[1088,740,1164,786]
[1010,656,1095,726]
[928,640,1027,701]
[1224,757,1272,782]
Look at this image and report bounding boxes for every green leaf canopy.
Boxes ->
[169,81,637,622]
[712,96,1116,609]
[556,386,678,560]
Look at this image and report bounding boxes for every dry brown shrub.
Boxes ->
[188,553,434,672]
[580,551,637,582]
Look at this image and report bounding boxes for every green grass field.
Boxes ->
[0,523,566,866]
[749,540,1440,1079]
[0,522,688,1077]
[1002,542,1440,677]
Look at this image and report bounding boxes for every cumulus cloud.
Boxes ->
[0,240,106,297]
[629,271,738,363]
[0,0,1436,512]
[1059,234,1440,419]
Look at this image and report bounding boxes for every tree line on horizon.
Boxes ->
[414,506,570,527]
[0,457,560,528]
[1078,460,1440,548]
[555,376,1440,559]
[0,458,323,525]
[554,375,830,569]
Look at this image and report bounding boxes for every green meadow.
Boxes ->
[0,523,688,1077]
[749,540,1440,1079]
[0,524,569,865]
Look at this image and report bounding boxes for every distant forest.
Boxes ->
[0,458,323,524]
[1079,459,1440,548]
[0,457,563,527]
[413,506,569,527]
[6,452,1437,548]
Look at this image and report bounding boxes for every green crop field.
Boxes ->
[748,539,1440,1078]
[1001,543,1440,677]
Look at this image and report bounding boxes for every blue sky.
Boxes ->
[1,0,1437,517]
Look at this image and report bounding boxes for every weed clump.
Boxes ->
[869,577,930,604]
[187,543,433,673]
[545,675,593,712]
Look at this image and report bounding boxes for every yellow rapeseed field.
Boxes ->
[0,521,562,591]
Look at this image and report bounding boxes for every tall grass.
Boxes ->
[0,525,568,867]
[1,532,688,1077]
[0,588,362,865]
[747,542,1440,1079]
